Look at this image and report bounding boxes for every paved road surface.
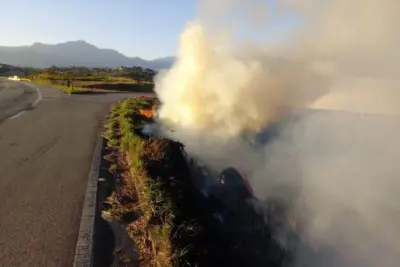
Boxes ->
[0,79,150,267]
[0,79,39,122]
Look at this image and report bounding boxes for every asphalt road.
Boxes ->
[0,79,39,122]
[0,79,150,267]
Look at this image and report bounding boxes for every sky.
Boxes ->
[0,0,297,60]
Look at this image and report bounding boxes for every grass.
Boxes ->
[30,78,121,94]
[102,97,175,266]
[26,69,155,94]
[101,98,262,267]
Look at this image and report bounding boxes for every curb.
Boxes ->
[73,134,103,267]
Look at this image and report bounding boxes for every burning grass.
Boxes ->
[102,98,161,264]
[101,98,297,267]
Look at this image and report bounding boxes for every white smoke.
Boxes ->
[155,21,326,137]
[154,0,400,266]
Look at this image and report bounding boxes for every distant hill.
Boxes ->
[0,41,175,70]
[0,63,26,76]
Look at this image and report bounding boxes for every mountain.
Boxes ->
[0,40,175,70]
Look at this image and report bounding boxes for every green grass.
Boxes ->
[30,78,120,94]
[102,98,234,267]
[103,98,174,266]
[102,98,222,267]
[31,78,82,94]
[28,66,155,83]
[24,67,156,94]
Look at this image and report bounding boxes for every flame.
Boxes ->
[139,104,158,119]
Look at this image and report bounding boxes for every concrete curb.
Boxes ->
[73,134,103,267]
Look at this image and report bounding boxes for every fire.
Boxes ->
[139,104,158,119]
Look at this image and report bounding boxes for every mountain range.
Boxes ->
[0,40,175,70]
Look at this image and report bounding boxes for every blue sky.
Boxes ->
[1,0,297,59]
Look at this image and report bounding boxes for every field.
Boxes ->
[24,66,155,94]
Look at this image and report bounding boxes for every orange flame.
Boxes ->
[139,104,158,119]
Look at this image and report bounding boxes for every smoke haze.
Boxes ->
[154,0,400,266]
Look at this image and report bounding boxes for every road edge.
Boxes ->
[73,133,103,267]
[26,82,43,108]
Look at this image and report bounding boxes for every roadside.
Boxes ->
[31,79,120,94]
[96,98,273,267]
[99,98,178,266]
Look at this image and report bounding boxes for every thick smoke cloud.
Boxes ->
[154,22,328,137]
[154,1,400,266]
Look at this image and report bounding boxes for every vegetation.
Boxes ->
[102,98,176,266]
[32,78,118,94]
[26,65,156,81]
[24,66,156,94]
[101,98,290,267]
[102,98,237,267]
[0,63,26,77]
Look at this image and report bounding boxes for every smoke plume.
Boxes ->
[154,0,400,266]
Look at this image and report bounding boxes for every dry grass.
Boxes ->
[31,77,154,94]
[102,97,174,267]
[31,78,120,94]
[101,97,234,267]
[100,99,296,267]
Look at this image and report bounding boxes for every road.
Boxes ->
[0,79,149,267]
[0,79,39,122]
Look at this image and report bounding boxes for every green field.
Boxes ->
[24,66,156,94]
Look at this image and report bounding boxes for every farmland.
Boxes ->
[25,66,156,94]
